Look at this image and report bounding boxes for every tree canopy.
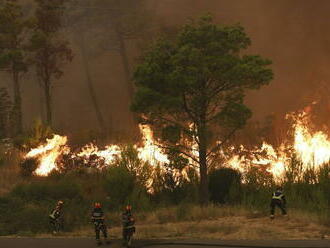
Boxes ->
[132,15,273,204]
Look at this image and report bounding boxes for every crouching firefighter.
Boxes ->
[270,187,287,219]
[122,205,135,247]
[91,202,109,246]
[49,200,64,234]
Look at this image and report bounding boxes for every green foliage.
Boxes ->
[11,179,83,202]
[132,14,273,204]
[103,165,135,208]
[0,0,32,135]
[209,168,242,204]
[0,0,30,73]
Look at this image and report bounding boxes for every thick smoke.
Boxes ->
[1,0,330,141]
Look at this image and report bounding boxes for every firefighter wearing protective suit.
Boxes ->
[91,202,109,245]
[122,205,135,247]
[49,200,64,234]
[270,187,287,219]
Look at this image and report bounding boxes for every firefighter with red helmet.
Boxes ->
[122,204,135,247]
[91,202,109,245]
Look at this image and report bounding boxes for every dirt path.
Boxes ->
[0,238,329,248]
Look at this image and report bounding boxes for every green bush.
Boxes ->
[209,168,242,204]
[103,166,135,208]
[11,179,83,202]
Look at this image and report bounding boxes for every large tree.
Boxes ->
[0,87,12,138]
[132,16,273,205]
[0,0,31,135]
[30,0,73,126]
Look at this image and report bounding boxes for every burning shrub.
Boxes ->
[20,158,38,177]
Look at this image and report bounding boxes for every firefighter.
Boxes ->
[49,200,64,234]
[270,186,287,219]
[122,205,135,247]
[91,202,109,246]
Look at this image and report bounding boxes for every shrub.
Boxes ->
[103,166,135,208]
[20,158,38,177]
[11,179,83,202]
[209,168,242,204]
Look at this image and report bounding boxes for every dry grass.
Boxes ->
[0,151,25,196]
[34,205,329,240]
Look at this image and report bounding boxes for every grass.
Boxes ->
[0,151,25,196]
[15,205,328,240]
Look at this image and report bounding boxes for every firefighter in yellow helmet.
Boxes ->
[270,187,287,219]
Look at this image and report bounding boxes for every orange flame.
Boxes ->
[25,135,69,176]
[25,106,330,186]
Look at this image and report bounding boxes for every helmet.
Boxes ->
[57,200,64,206]
[126,205,132,211]
[95,202,101,209]
[276,186,283,191]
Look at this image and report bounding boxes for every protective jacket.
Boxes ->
[272,190,286,204]
[49,206,61,220]
[122,211,135,229]
[91,208,105,223]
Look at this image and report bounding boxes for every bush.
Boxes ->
[209,168,242,204]
[103,166,135,208]
[11,179,83,202]
[20,158,38,177]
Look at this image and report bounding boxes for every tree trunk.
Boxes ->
[79,33,106,133]
[44,81,52,126]
[198,119,209,205]
[116,29,134,99]
[115,27,139,136]
[12,71,23,134]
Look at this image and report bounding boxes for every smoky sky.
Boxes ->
[1,0,330,141]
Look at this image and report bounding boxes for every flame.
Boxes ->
[292,112,330,168]
[24,106,330,187]
[25,135,69,176]
[223,109,330,182]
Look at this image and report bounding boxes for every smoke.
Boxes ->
[157,0,330,119]
[2,0,330,141]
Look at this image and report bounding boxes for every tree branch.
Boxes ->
[182,93,197,122]
[158,144,200,164]
[206,127,238,158]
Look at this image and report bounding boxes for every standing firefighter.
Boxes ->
[49,200,64,234]
[270,187,287,219]
[122,205,135,248]
[91,202,109,246]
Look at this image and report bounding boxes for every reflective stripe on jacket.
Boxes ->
[272,191,284,200]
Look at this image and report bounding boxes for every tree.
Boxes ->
[132,15,273,205]
[0,0,31,135]
[94,0,153,99]
[63,0,107,133]
[0,87,12,138]
[30,0,73,126]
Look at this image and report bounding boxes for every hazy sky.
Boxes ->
[1,0,330,140]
